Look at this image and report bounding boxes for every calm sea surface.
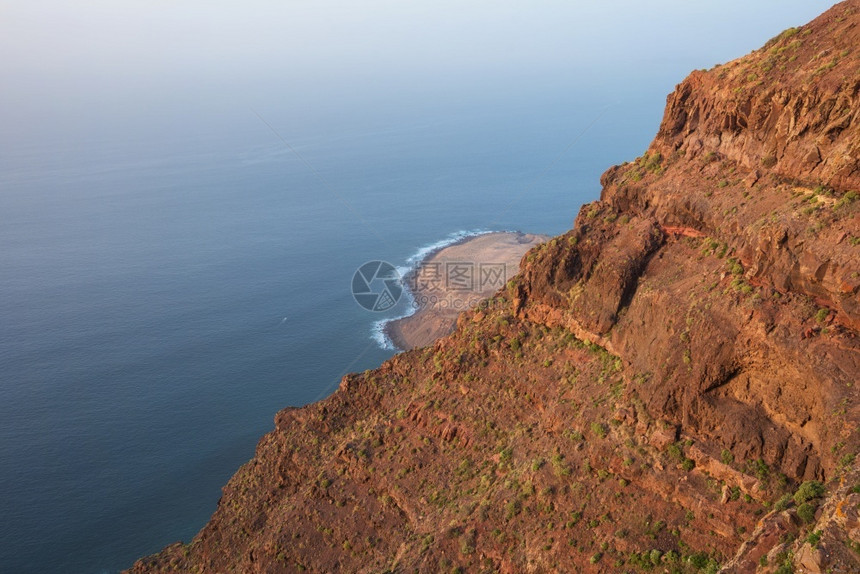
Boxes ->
[0,92,651,573]
[0,3,830,570]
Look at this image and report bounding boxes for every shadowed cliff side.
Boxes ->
[130,2,860,573]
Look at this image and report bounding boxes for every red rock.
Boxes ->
[128,4,860,573]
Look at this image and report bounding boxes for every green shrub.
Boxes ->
[637,152,664,174]
[749,459,770,481]
[590,422,608,439]
[460,533,475,555]
[505,499,521,520]
[728,258,744,275]
[687,552,711,568]
[564,429,583,441]
[667,443,683,461]
[551,454,571,477]
[835,190,859,209]
[806,530,822,548]
[720,449,734,465]
[797,502,816,524]
[793,481,825,505]
[780,27,800,40]
[773,493,793,512]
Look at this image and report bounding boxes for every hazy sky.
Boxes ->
[0,1,837,146]
[2,1,836,79]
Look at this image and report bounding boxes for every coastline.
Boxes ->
[380,231,548,351]
[370,229,496,350]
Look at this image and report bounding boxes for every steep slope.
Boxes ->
[129,2,860,573]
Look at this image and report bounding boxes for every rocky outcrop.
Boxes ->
[652,8,860,193]
[129,3,860,573]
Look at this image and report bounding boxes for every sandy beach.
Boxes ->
[384,231,547,350]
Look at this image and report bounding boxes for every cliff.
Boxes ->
[130,2,860,572]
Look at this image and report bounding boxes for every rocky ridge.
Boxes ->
[130,3,860,573]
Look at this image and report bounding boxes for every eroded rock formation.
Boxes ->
[129,3,860,572]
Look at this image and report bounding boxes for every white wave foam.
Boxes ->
[371,318,396,350]
[394,228,490,276]
[371,229,507,351]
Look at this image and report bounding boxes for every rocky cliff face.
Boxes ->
[130,3,860,573]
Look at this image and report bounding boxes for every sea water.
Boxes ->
[0,3,830,571]
[0,93,642,573]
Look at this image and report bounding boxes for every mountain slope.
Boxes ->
[129,2,860,572]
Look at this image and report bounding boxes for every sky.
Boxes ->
[0,1,837,149]
[0,2,843,571]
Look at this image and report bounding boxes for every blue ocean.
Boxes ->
[0,2,829,572]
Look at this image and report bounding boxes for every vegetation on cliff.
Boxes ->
[130,2,860,572]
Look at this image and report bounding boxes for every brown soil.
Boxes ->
[129,3,860,573]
